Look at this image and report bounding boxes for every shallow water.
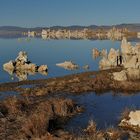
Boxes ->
[65,92,140,132]
[0,91,19,100]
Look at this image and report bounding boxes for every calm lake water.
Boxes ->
[66,92,140,132]
[0,38,120,82]
[1,37,140,133]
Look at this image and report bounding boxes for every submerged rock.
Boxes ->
[3,51,48,81]
[56,61,78,70]
[83,65,89,70]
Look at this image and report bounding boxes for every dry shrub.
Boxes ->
[83,119,104,140]
[22,111,49,138]
[106,127,123,140]
[120,108,130,120]
[1,96,30,115]
[84,120,97,134]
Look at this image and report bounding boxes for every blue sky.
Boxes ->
[0,0,140,27]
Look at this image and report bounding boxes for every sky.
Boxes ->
[0,0,140,27]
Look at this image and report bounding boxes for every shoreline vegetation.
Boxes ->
[1,68,140,139]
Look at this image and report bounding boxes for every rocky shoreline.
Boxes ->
[0,68,140,96]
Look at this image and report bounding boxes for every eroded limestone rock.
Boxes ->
[99,48,119,70]
[100,38,140,76]
[56,61,78,70]
[3,51,48,81]
[3,60,15,71]
[99,57,112,70]
[15,51,28,63]
[124,55,138,68]
[108,48,119,64]
[121,37,133,54]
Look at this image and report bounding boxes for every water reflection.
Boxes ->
[4,66,48,81]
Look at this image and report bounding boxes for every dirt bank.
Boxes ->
[0,96,82,140]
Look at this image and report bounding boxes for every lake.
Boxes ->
[0,37,140,133]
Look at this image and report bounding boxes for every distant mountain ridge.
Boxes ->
[1,23,140,33]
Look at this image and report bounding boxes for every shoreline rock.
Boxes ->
[119,110,140,133]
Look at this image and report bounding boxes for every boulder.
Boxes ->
[113,70,127,81]
[56,61,78,70]
[128,111,140,126]
[120,110,140,132]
